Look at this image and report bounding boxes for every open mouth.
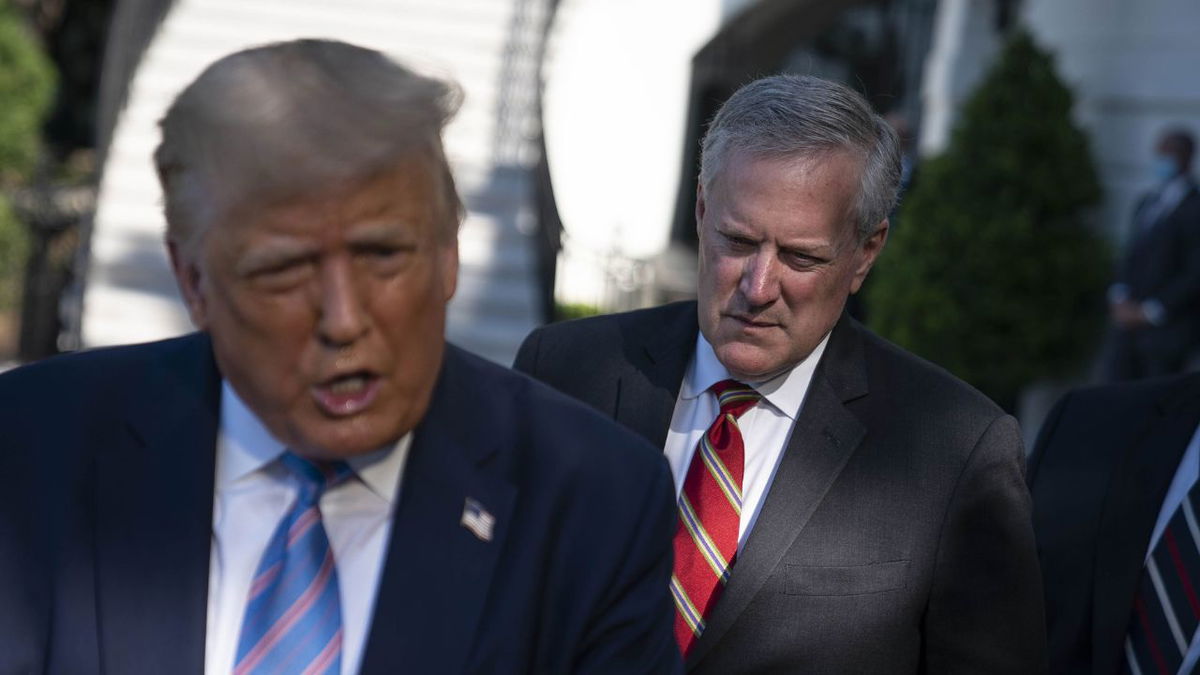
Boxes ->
[311,371,381,417]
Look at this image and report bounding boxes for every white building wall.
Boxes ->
[542,0,726,309]
[918,0,1003,157]
[921,0,1200,245]
[1024,0,1200,245]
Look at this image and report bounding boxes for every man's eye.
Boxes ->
[368,246,404,259]
[249,261,312,289]
[722,233,755,250]
[783,252,823,270]
[358,245,413,272]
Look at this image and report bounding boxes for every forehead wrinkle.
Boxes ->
[345,219,419,243]
[715,186,845,252]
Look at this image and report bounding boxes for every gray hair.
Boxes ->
[699,74,901,241]
[155,38,464,255]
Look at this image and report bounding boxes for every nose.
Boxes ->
[316,259,369,348]
[739,250,781,309]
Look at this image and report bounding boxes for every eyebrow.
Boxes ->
[236,241,317,275]
[715,218,835,253]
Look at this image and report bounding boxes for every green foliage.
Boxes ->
[0,0,54,182]
[866,30,1110,408]
[554,302,603,322]
[0,195,28,311]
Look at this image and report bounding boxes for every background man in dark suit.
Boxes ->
[515,74,1046,673]
[0,39,681,675]
[1107,128,1200,381]
[1030,374,1200,674]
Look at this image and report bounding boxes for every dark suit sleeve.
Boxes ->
[1026,391,1071,485]
[574,459,683,675]
[513,326,543,375]
[922,414,1049,674]
[1154,196,1200,315]
[1116,197,1150,285]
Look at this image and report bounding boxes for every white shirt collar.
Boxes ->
[681,329,832,420]
[216,380,408,503]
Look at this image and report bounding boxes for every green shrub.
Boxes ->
[866,30,1110,409]
[0,1,53,329]
[0,195,28,311]
[0,0,54,183]
[554,302,603,322]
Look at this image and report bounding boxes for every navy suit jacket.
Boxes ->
[1030,374,1200,674]
[1118,183,1200,324]
[1109,183,1200,377]
[0,333,682,674]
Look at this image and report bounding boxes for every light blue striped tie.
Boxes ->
[235,453,353,675]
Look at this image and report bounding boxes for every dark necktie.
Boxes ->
[671,379,761,657]
[235,452,353,675]
[1123,479,1200,675]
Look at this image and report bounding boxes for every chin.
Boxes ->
[717,339,762,364]
[290,420,402,459]
[295,439,385,460]
[717,353,771,383]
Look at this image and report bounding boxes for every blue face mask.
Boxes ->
[1153,155,1180,182]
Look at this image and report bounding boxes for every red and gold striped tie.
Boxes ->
[671,379,760,657]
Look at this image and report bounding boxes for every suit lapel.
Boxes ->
[615,302,697,448]
[1091,378,1200,675]
[686,316,868,669]
[359,347,516,674]
[94,335,219,675]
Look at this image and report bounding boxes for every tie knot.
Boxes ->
[280,452,353,500]
[710,379,761,419]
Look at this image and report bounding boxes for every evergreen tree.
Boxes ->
[0,0,54,182]
[0,0,53,313]
[866,30,1109,410]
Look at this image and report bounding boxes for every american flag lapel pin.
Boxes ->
[461,497,495,542]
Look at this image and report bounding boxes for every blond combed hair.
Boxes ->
[155,38,464,255]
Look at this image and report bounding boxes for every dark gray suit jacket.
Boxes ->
[515,301,1047,674]
[1029,374,1200,674]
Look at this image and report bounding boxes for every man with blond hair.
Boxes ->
[0,39,680,674]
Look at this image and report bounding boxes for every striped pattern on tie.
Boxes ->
[672,380,760,657]
[1124,482,1200,675]
[235,453,353,675]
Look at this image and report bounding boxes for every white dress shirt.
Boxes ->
[663,331,829,550]
[205,382,410,675]
[1142,419,1200,674]
[1140,174,1192,233]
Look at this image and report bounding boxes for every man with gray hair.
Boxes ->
[516,74,1047,672]
[0,39,682,674]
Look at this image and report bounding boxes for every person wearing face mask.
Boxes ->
[1106,128,1200,381]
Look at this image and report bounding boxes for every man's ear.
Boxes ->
[849,220,889,294]
[167,239,209,329]
[439,238,459,303]
[695,181,706,234]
